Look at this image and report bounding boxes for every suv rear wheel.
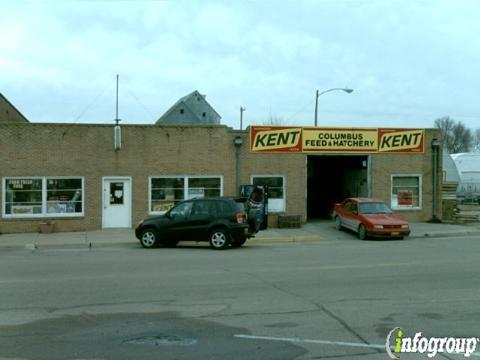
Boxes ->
[140,228,158,248]
[209,228,230,250]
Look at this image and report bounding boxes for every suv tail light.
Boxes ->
[236,212,246,223]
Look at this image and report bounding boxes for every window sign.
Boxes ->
[149,176,222,214]
[47,178,83,214]
[188,178,221,199]
[5,178,42,215]
[397,190,413,206]
[187,188,205,199]
[391,175,421,209]
[109,182,124,205]
[150,177,185,213]
[3,177,84,217]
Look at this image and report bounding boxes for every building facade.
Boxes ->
[0,93,29,124]
[0,122,442,234]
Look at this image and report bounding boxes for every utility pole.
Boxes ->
[240,106,246,130]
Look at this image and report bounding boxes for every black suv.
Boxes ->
[135,197,258,250]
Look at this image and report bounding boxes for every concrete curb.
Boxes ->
[251,235,325,243]
[1,229,479,250]
[409,230,480,240]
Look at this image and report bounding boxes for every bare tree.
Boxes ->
[434,116,455,152]
[263,113,285,126]
[434,116,472,153]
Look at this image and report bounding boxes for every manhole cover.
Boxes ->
[124,334,197,347]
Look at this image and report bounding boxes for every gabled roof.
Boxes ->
[156,90,221,124]
[0,93,29,123]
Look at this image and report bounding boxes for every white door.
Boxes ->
[103,177,132,228]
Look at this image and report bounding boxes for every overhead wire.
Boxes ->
[123,84,157,123]
[61,80,111,137]
[284,98,315,124]
[71,81,110,124]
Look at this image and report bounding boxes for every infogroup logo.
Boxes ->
[385,327,479,359]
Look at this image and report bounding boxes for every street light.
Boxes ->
[314,88,354,126]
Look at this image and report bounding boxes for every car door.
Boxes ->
[348,201,361,232]
[187,200,215,239]
[163,201,194,241]
[341,200,358,231]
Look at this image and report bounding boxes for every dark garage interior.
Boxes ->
[307,155,369,219]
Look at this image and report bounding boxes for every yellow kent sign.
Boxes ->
[250,126,425,153]
[250,127,302,152]
[378,129,424,153]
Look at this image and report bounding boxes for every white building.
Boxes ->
[451,152,480,202]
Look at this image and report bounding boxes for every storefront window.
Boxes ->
[3,177,84,217]
[150,176,222,214]
[187,177,221,199]
[252,175,285,212]
[150,178,185,213]
[391,175,421,209]
[47,178,83,214]
[4,178,43,216]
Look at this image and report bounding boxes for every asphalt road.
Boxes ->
[1,233,480,360]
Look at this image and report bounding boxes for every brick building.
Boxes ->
[0,121,442,234]
[0,93,29,124]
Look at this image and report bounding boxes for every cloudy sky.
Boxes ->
[1,0,479,130]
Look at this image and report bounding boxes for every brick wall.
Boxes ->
[0,123,442,233]
[0,95,29,124]
[370,129,442,222]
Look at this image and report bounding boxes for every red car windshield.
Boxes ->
[359,202,392,214]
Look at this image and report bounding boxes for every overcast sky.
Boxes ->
[1,0,479,130]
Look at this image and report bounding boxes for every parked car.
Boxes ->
[135,197,258,249]
[332,198,410,240]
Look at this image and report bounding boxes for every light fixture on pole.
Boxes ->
[314,87,353,127]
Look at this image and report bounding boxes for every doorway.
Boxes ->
[307,155,369,219]
[102,177,132,228]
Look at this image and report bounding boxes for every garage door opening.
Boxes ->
[307,155,369,219]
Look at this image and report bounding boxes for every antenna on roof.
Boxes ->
[115,74,121,126]
[240,106,246,130]
[114,74,122,150]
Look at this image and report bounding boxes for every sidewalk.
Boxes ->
[0,221,479,249]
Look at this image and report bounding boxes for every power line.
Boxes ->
[284,98,315,123]
[71,81,110,124]
[124,85,157,123]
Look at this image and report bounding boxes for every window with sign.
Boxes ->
[47,178,83,214]
[109,182,124,205]
[149,176,222,214]
[391,175,421,210]
[4,178,43,216]
[150,177,185,213]
[188,177,221,199]
[3,177,84,217]
[251,175,285,212]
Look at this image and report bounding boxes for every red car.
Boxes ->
[332,198,410,240]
